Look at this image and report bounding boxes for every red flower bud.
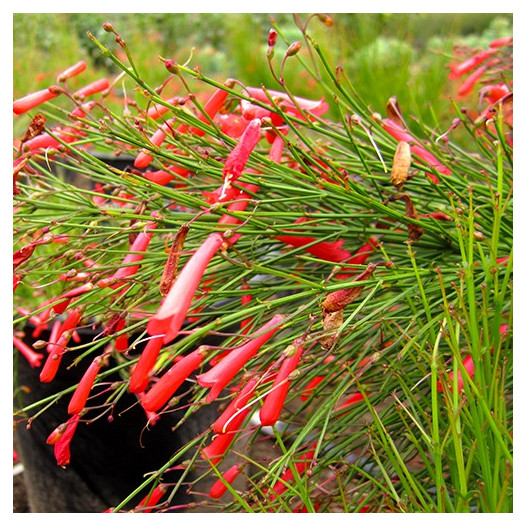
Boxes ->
[213,376,259,434]
[129,336,164,394]
[135,484,167,512]
[74,78,110,99]
[259,344,304,426]
[13,336,44,368]
[13,88,59,115]
[57,61,87,82]
[209,464,243,499]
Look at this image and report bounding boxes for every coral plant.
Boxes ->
[13,16,512,513]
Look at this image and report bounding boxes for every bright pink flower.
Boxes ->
[437,354,475,393]
[147,233,225,344]
[448,49,497,80]
[68,355,103,414]
[52,414,80,467]
[13,336,44,368]
[259,344,304,426]
[209,464,243,499]
[57,61,87,82]
[13,273,21,290]
[135,484,167,512]
[457,65,487,97]
[73,78,110,99]
[13,88,59,115]
[213,376,259,434]
[129,336,164,394]
[197,314,284,403]
[141,347,206,412]
[243,87,329,118]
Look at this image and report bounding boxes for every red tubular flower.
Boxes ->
[448,49,497,80]
[222,118,261,185]
[129,336,164,394]
[300,355,336,401]
[73,78,110,99]
[13,88,59,115]
[489,36,513,48]
[67,355,103,415]
[202,408,250,466]
[335,391,367,413]
[134,119,175,168]
[114,317,129,352]
[216,113,249,138]
[209,464,243,499]
[143,168,175,186]
[39,330,73,383]
[135,484,167,512]
[147,233,225,344]
[97,221,158,289]
[188,85,231,136]
[216,182,260,230]
[57,60,87,82]
[213,376,259,434]
[197,314,284,403]
[259,344,304,427]
[275,233,351,262]
[243,87,329,118]
[147,97,179,120]
[338,237,379,279]
[457,65,487,97]
[268,446,316,500]
[141,347,207,412]
[53,283,94,314]
[13,336,44,368]
[52,414,80,467]
[437,355,475,393]
[14,243,36,269]
[70,100,97,119]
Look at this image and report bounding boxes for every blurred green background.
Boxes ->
[13,13,512,134]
